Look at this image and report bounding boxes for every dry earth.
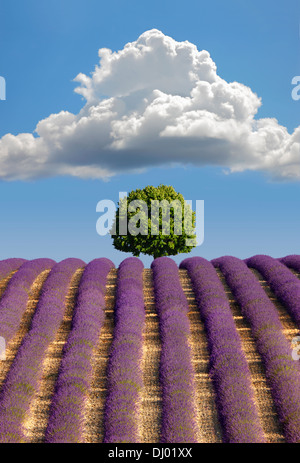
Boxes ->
[0,264,299,443]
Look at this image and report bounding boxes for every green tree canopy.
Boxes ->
[110,184,196,259]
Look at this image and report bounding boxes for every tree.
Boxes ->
[110,184,196,259]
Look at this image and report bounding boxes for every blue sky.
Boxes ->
[0,0,299,265]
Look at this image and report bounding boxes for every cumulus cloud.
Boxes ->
[0,29,299,181]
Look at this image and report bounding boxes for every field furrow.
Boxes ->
[215,268,285,443]
[0,255,299,443]
[141,269,162,443]
[0,271,18,300]
[152,257,199,443]
[83,268,117,443]
[179,269,223,443]
[0,259,55,345]
[24,267,84,442]
[103,258,145,443]
[250,269,299,345]
[0,269,51,393]
[247,255,300,328]
[0,259,84,442]
[214,256,300,443]
[181,257,265,443]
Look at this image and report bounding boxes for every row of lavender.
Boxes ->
[152,257,199,442]
[0,258,85,442]
[100,254,300,443]
[0,258,55,345]
[0,255,299,442]
[180,257,265,442]
[103,258,145,443]
[45,258,114,443]
[247,255,300,328]
[213,256,300,442]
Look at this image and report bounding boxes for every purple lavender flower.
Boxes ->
[181,256,265,443]
[103,257,145,443]
[152,257,199,443]
[45,258,114,443]
[246,255,300,327]
[0,258,27,281]
[0,258,85,443]
[213,255,300,443]
[279,255,300,273]
[0,259,55,344]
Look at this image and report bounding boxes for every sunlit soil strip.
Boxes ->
[152,258,200,443]
[140,269,162,444]
[83,269,117,443]
[248,256,300,331]
[0,271,18,300]
[182,258,266,442]
[290,270,300,280]
[179,269,223,443]
[103,258,145,442]
[0,270,51,393]
[251,269,300,345]
[215,268,285,443]
[23,268,84,442]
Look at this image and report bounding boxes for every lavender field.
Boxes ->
[0,255,299,443]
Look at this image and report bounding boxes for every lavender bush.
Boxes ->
[180,257,265,443]
[0,258,27,281]
[0,258,55,345]
[103,257,145,443]
[246,255,300,327]
[152,257,199,443]
[213,256,300,443]
[45,258,114,443]
[0,258,85,443]
[280,254,300,273]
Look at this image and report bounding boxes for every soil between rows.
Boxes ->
[0,266,299,443]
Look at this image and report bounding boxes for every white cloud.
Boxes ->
[0,28,299,181]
